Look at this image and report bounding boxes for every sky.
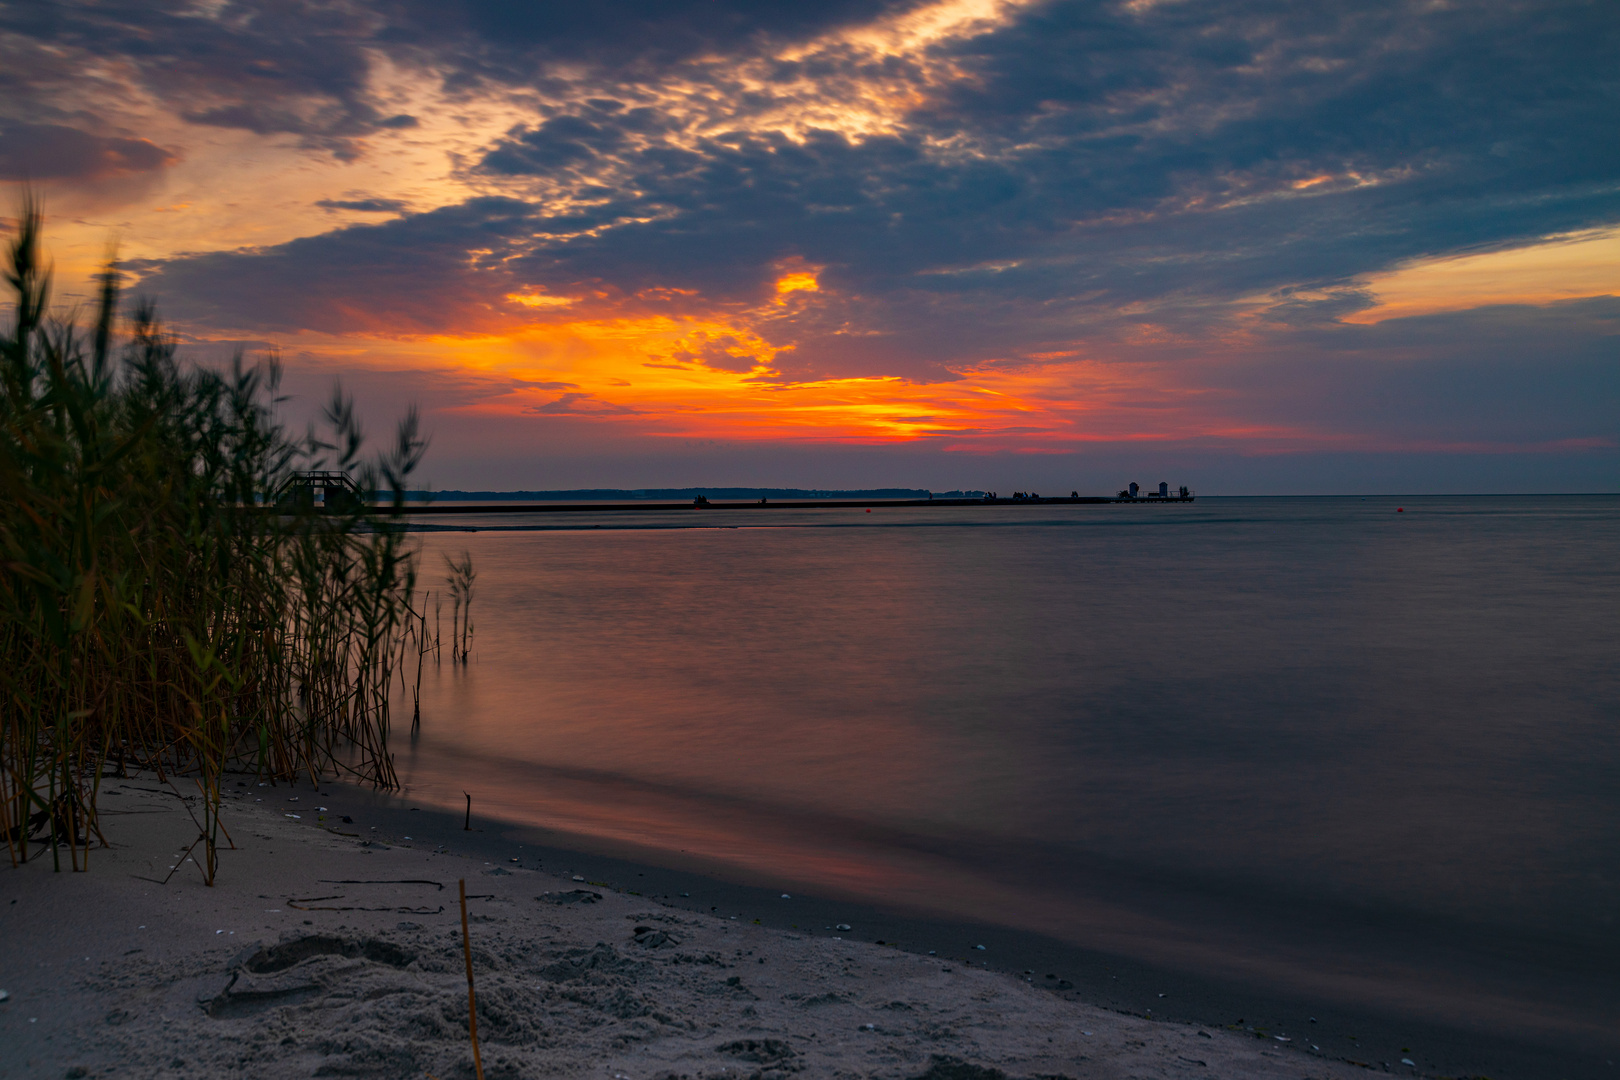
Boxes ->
[3,0,1617,493]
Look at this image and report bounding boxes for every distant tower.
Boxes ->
[1159,482,1168,497]
[1129,482,1139,497]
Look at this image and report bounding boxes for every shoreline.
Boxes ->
[3,772,1613,1079]
[321,778,1619,1079]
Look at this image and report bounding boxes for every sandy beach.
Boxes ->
[0,773,1400,1080]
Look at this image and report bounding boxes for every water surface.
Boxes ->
[394,495,1619,1046]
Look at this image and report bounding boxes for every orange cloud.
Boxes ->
[775,271,819,295]
[264,309,1258,452]
[1345,227,1620,324]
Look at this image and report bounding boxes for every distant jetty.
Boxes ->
[384,485,1194,515]
[390,487,946,502]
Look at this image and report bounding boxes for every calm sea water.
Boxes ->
[394,495,1618,1037]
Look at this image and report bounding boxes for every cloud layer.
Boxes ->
[4,0,1617,487]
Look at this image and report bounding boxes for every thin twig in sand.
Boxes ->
[459,878,485,1080]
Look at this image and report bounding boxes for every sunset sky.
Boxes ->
[4,0,1616,492]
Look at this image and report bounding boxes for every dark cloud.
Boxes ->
[525,392,640,416]
[105,0,1620,392]
[373,0,925,82]
[316,197,411,213]
[481,110,646,175]
[133,197,541,333]
[0,121,175,181]
[387,0,1610,384]
[0,0,923,159]
[1,1,407,158]
[670,337,760,374]
[1203,297,1620,450]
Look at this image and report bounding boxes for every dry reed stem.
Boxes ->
[459,878,486,1080]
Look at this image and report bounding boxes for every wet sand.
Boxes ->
[0,773,1613,1079]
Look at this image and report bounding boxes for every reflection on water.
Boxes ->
[393,496,1620,1038]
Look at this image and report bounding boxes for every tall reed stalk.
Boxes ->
[445,552,475,664]
[0,201,435,882]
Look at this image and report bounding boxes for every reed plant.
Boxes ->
[0,200,434,882]
[445,551,475,664]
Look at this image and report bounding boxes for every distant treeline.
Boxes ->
[387,488,988,501]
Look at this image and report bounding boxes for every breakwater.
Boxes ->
[387,494,1196,514]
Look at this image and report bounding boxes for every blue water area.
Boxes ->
[395,495,1619,1050]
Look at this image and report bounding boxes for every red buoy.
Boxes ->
[1397,508,1404,512]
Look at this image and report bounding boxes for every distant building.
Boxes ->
[1115,480,1192,501]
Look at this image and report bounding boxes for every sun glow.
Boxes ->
[507,291,574,308]
[272,309,1262,452]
